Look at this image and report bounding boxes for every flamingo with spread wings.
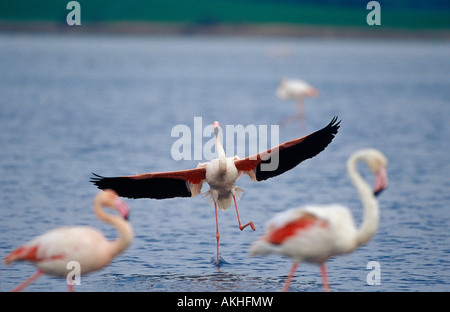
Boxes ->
[91,117,340,266]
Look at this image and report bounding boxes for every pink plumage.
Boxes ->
[251,149,388,291]
[4,190,133,292]
[91,118,340,267]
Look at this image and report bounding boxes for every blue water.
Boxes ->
[0,34,449,292]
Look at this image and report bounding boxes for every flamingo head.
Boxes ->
[306,86,319,98]
[366,150,388,196]
[114,197,130,220]
[213,121,221,138]
[102,189,131,220]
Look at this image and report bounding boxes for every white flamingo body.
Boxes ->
[21,227,115,276]
[91,118,340,267]
[4,190,133,291]
[250,149,388,291]
[277,78,318,101]
[203,157,242,211]
[253,205,359,265]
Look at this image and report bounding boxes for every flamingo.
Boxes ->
[3,190,133,292]
[250,148,388,292]
[276,78,319,126]
[90,117,340,267]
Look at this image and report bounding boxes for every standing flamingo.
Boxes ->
[276,78,319,126]
[91,117,340,267]
[4,190,133,292]
[250,149,388,291]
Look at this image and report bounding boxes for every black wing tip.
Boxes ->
[90,172,106,187]
[327,116,341,133]
[89,172,192,199]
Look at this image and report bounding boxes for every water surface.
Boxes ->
[0,34,449,292]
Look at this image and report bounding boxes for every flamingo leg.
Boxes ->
[233,195,255,231]
[320,264,330,292]
[282,261,298,292]
[295,100,305,121]
[214,202,220,267]
[279,115,297,127]
[11,269,44,292]
[279,101,304,128]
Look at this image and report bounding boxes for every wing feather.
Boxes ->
[234,117,340,181]
[90,167,206,199]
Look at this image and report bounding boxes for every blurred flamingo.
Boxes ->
[4,190,133,292]
[250,149,388,291]
[276,77,319,126]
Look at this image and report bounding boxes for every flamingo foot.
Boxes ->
[210,255,228,267]
[233,196,256,232]
[239,221,256,231]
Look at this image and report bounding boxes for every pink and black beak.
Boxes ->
[374,166,388,197]
[115,197,131,221]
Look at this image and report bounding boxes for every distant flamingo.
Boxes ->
[91,118,340,267]
[4,190,133,292]
[250,149,388,291]
[276,78,319,126]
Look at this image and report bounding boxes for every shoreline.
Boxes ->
[1,21,448,40]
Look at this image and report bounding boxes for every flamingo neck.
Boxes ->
[215,135,227,175]
[93,198,134,258]
[347,153,379,246]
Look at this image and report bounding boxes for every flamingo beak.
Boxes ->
[307,87,319,98]
[115,197,130,220]
[374,166,388,197]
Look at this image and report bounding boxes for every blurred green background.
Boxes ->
[0,0,449,33]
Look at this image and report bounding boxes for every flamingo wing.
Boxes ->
[90,167,206,199]
[4,229,73,265]
[4,245,64,264]
[249,209,330,258]
[266,212,329,245]
[234,117,340,181]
